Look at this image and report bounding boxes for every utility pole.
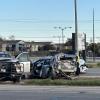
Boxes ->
[61,28,64,45]
[74,0,80,76]
[74,0,79,56]
[93,8,95,62]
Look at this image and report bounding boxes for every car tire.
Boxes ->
[40,66,48,79]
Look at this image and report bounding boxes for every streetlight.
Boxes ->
[54,27,72,44]
[54,26,72,52]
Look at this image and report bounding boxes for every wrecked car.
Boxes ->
[55,53,88,74]
[30,56,58,79]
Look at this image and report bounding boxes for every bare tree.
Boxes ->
[9,35,15,40]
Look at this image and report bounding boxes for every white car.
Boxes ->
[72,58,88,73]
[78,59,88,73]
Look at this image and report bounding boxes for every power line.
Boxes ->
[15,36,61,38]
[0,19,100,23]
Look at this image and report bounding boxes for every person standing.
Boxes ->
[75,55,80,76]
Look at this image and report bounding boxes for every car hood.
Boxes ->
[0,57,19,62]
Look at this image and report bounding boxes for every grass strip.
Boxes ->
[24,78,100,86]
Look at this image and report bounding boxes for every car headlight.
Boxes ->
[0,62,7,72]
[14,63,21,73]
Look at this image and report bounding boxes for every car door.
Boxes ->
[16,52,31,73]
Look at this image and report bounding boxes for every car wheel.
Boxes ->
[39,67,47,78]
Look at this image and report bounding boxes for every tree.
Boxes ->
[87,43,100,57]
[9,35,15,40]
[65,38,72,46]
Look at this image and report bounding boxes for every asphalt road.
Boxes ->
[81,68,100,77]
[87,57,100,62]
[0,85,100,100]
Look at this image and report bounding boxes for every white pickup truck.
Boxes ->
[16,52,32,78]
[0,52,32,82]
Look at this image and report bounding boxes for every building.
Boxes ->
[1,40,52,52]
